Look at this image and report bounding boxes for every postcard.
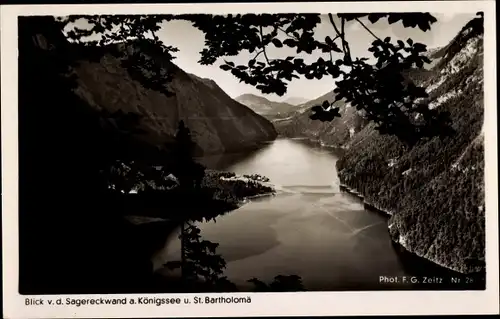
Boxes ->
[1,1,498,317]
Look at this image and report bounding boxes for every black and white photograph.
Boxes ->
[1,1,498,317]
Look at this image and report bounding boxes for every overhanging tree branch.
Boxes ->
[355,17,381,41]
[340,17,352,60]
[328,14,351,62]
[328,14,344,51]
[253,49,264,61]
[259,25,272,65]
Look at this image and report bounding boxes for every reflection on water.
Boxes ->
[155,138,485,291]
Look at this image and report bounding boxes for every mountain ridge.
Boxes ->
[283,96,309,106]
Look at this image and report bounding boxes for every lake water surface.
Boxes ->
[153,138,480,291]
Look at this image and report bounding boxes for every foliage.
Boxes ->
[165,221,305,292]
[59,12,454,147]
[164,221,237,292]
[58,15,179,96]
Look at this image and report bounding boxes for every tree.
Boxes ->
[55,12,479,147]
[171,120,205,189]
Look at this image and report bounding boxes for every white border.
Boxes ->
[1,1,498,318]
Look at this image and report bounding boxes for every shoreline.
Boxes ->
[282,135,345,156]
[290,135,473,276]
[338,184,394,216]
[293,136,484,278]
[338,181,484,279]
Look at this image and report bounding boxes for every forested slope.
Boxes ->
[337,15,485,274]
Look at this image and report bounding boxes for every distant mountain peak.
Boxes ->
[235,93,296,120]
[235,93,277,103]
[283,97,309,106]
[236,93,262,99]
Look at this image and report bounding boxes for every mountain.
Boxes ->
[275,90,369,147]
[70,48,276,156]
[336,15,485,274]
[22,17,276,158]
[235,93,296,120]
[283,96,309,105]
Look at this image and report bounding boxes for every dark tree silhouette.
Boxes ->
[171,120,205,190]
[55,12,476,147]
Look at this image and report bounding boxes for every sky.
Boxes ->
[70,12,476,103]
[156,12,475,102]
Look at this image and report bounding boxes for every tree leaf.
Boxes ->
[325,36,334,46]
[368,13,385,24]
[283,38,297,47]
[387,14,400,24]
[272,38,283,48]
[413,42,427,52]
[293,58,304,65]
[330,42,342,53]
[421,56,431,64]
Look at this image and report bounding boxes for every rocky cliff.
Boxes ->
[336,15,485,274]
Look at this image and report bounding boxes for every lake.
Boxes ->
[152,138,483,291]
